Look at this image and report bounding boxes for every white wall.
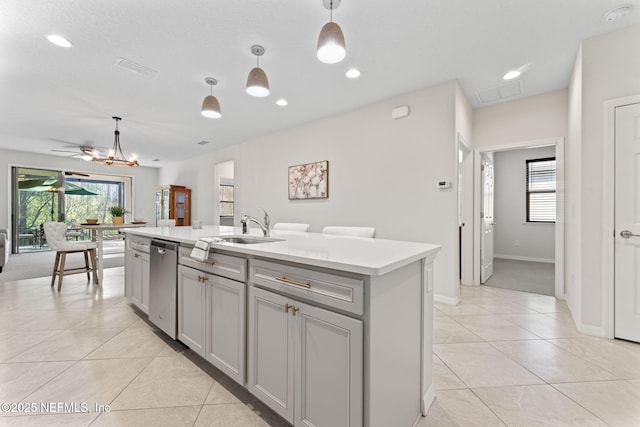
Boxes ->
[0,148,158,237]
[570,24,640,335]
[493,146,556,262]
[161,80,471,302]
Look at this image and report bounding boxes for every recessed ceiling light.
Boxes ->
[276,98,288,107]
[46,34,72,48]
[604,5,632,22]
[503,70,521,80]
[346,68,361,79]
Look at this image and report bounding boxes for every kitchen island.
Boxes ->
[123,225,440,427]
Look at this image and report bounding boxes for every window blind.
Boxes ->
[526,158,556,223]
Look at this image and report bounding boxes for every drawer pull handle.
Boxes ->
[198,275,209,283]
[292,306,300,316]
[284,303,292,313]
[276,276,311,289]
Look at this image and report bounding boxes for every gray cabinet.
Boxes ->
[125,236,151,314]
[177,247,247,385]
[248,285,363,426]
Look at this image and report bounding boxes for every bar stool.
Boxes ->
[43,222,98,291]
[273,222,311,232]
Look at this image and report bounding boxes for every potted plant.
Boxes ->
[110,206,125,224]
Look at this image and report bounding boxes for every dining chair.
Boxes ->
[157,219,176,227]
[273,222,311,232]
[43,221,98,291]
[322,226,376,238]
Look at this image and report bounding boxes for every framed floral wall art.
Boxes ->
[288,161,329,200]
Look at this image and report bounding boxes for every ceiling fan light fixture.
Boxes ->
[246,45,270,97]
[201,77,222,118]
[92,117,139,167]
[317,0,345,64]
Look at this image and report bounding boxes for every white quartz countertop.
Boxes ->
[123,225,440,276]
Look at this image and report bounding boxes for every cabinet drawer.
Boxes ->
[250,259,364,315]
[127,236,151,253]
[178,245,247,282]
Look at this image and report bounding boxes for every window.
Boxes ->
[526,157,556,223]
[219,183,234,218]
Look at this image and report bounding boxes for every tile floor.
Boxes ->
[0,269,639,426]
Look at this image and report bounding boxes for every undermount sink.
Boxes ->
[212,235,284,244]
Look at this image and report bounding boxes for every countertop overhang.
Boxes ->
[123,225,440,276]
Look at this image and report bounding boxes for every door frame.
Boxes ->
[603,94,640,339]
[472,137,565,299]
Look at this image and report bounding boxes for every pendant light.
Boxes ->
[201,77,222,118]
[246,45,270,97]
[317,0,346,64]
[92,116,138,167]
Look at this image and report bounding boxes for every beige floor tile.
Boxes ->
[23,358,151,413]
[554,380,640,426]
[110,355,213,410]
[452,315,540,341]
[205,374,258,405]
[91,406,200,427]
[0,331,61,362]
[194,403,289,427]
[434,342,544,388]
[419,389,505,426]
[17,309,97,332]
[85,327,168,359]
[549,337,640,378]
[8,328,122,362]
[433,316,483,344]
[432,306,446,316]
[0,361,73,402]
[503,313,582,339]
[73,308,141,330]
[432,354,466,390]
[472,299,537,315]
[475,384,607,426]
[0,311,51,332]
[0,413,98,426]
[434,302,491,316]
[491,340,619,383]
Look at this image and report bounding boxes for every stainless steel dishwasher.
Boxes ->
[149,239,179,338]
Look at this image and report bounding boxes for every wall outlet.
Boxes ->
[514,239,520,246]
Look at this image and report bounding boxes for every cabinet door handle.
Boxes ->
[201,276,209,282]
[133,253,140,258]
[276,276,311,289]
[284,303,292,313]
[292,306,300,316]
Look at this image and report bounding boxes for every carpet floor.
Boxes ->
[0,241,125,282]
[484,257,555,296]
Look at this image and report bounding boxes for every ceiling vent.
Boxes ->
[475,80,523,104]
[116,57,156,76]
[197,140,210,145]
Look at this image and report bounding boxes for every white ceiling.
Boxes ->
[1,0,639,166]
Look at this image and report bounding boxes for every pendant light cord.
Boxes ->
[330,0,333,22]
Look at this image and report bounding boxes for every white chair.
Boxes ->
[43,222,98,291]
[273,222,311,232]
[157,219,176,227]
[0,228,9,273]
[322,226,376,238]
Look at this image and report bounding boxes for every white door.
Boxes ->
[480,152,495,283]
[615,102,640,343]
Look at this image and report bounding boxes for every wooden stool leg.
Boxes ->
[51,252,61,288]
[90,249,98,285]
[58,252,67,291]
[84,250,90,281]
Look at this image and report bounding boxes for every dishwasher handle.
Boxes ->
[151,239,178,254]
[156,247,166,255]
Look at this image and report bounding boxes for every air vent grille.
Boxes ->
[116,57,156,76]
[476,80,523,104]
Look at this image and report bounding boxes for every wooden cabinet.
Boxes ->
[156,185,191,226]
[248,286,363,427]
[124,236,151,314]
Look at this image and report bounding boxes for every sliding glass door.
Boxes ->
[11,167,131,254]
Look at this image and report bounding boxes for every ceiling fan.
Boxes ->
[51,145,97,160]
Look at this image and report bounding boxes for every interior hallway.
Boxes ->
[484,258,555,296]
[0,270,639,425]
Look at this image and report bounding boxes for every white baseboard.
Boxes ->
[434,294,460,305]
[421,383,436,417]
[494,254,555,264]
[577,323,609,338]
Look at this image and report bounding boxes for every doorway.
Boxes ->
[214,161,235,226]
[473,137,565,299]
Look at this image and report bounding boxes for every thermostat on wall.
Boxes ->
[437,180,451,189]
